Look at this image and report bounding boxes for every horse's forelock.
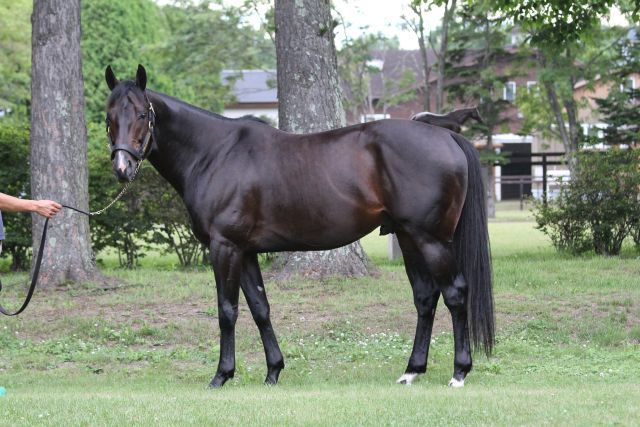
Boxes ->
[107,80,138,107]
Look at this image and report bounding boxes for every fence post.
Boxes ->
[542,154,548,204]
[519,179,524,210]
[388,235,402,260]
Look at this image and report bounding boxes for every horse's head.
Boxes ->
[104,64,155,183]
[471,107,485,125]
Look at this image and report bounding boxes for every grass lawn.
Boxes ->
[0,202,638,425]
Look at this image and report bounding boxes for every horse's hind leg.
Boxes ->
[400,232,472,387]
[442,273,472,387]
[240,253,285,385]
[417,237,472,387]
[396,232,440,385]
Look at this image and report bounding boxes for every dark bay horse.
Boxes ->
[104,65,494,388]
[411,107,484,133]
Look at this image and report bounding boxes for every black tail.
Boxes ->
[451,133,494,356]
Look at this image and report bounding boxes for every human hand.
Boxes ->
[33,200,62,218]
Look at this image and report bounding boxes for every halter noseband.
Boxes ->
[107,93,156,162]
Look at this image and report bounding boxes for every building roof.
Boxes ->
[221,70,277,103]
[222,46,521,105]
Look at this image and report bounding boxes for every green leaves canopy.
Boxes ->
[492,0,616,48]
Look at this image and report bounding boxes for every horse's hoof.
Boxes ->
[448,377,465,388]
[264,373,279,386]
[265,366,282,386]
[209,373,231,388]
[396,373,420,385]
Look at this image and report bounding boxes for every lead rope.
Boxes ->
[63,156,144,217]
[0,103,155,316]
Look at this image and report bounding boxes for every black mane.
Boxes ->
[109,80,270,125]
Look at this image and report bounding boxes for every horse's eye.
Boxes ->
[138,113,147,119]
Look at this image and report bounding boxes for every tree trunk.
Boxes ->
[415,6,431,111]
[435,0,456,113]
[539,51,579,172]
[30,0,97,286]
[274,0,372,278]
[484,135,496,219]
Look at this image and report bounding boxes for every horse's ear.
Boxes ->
[136,64,147,91]
[105,65,118,91]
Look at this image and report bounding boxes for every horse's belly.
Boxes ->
[252,207,381,252]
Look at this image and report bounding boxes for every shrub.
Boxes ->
[532,189,592,254]
[533,149,640,255]
[0,122,32,270]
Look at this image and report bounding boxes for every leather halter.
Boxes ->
[107,93,156,162]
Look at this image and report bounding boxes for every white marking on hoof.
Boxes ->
[448,377,465,388]
[396,373,420,385]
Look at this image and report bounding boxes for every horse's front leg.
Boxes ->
[240,253,285,385]
[209,239,242,388]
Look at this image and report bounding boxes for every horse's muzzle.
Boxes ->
[112,151,135,183]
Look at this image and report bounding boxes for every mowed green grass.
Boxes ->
[0,202,639,426]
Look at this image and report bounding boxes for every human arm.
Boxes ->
[0,193,62,218]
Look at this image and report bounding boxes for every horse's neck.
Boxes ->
[145,92,234,197]
[449,109,472,122]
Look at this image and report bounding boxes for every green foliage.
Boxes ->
[491,0,615,49]
[81,0,167,124]
[532,36,640,255]
[593,38,640,149]
[534,149,640,255]
[595,88,639,148]
[446,2,518,158]
[493,1,626,157]
[0,122,32,270]
[0,0,31,118]
[152,0,275,112]
[338,33,413,122]
[517,25,629,152]
[338,34,380,119]
[143,167,209,268]
[532,189,592,254]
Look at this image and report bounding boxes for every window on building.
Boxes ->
[582,123,607,139]
[620,77,635,92]
[503,81,516,102]
[526,81,537,92]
